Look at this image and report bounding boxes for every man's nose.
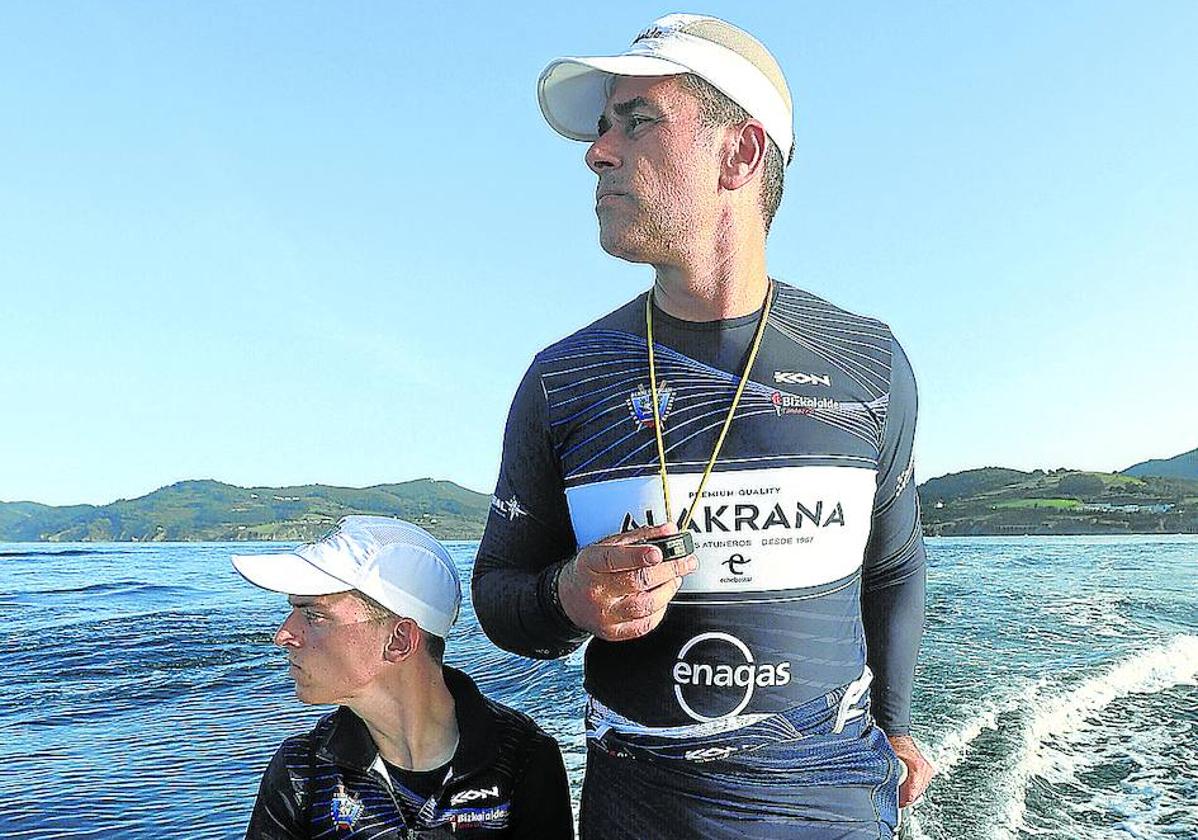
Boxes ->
[274,612,301,647]
[586,132,620,173]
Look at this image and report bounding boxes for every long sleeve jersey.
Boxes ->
[473,282,926,735]
[246,667,573,839]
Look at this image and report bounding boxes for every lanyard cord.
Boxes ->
[646,281,773,530]
[385,763,454,829]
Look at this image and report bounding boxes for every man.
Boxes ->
[473,13,933,839]
[233,515,573,839]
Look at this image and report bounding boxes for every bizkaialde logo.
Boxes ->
[672,632,791,722]
[450,786,500,807]
[633,24,669,42]
[627,381,675,430]
[773,371,832,387]
[632,13,696,44]
[771,391,839,416]
[491,494,527,521]
[448,805,510,828]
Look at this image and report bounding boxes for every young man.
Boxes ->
[473,14,933,839]
[233,515,573,839]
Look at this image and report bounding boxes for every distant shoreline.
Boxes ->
[5,531,1197,547]
[3,459,1195,542]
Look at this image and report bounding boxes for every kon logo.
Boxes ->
[685,745,738,763]
[672,632,791,722]
[774,371,832,387]
[450,786,499,807]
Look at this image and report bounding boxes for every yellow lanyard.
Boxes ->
[645,282,773,530]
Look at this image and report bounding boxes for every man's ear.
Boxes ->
[720,120,767,192]
[383,618,419,663]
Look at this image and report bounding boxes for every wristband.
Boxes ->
[545,557,585,636]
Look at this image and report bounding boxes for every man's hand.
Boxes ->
[558,523,698,642]
[888,734,934,808]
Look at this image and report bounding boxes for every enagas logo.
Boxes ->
[672,632,791,722]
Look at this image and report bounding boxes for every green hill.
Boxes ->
[1122,447,1198,481]
[0,479,491,542]
[7,458,1197,542]
[918,467,1198,536]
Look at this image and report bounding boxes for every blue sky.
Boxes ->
[2,2,1195,506]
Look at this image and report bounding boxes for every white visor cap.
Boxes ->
[232,515,461,638]
[538,13,794,162]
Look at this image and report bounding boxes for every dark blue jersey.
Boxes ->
[473,281,926,734]
[245,668,573,839]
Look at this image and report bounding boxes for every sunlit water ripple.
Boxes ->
[1,536,1195,838]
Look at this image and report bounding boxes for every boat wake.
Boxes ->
[992,634,1198,839]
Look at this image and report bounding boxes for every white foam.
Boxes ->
[929,678,1047,779]
[903,679,1046,839]
[905,808,933,840]
[991,634,1198,839]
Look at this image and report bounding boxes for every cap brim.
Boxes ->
[538,54,690,142]
[231,551,353,596]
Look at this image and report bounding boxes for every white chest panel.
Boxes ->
[566,465,878,593]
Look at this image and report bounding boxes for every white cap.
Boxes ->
[231,515,461,637]
[538,13,794,162]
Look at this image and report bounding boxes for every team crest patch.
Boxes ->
[628,382,675,429]
[330,783,363,831]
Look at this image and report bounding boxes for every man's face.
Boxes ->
[585,75,724,263]
[273,592,392,705]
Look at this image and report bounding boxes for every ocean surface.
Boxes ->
[1,536,1195,839]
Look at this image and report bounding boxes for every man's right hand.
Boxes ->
[558,523,698,642]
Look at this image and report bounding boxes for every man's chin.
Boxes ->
[293,684,332,705]
[598,228,651,264]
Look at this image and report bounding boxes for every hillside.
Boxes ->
[918,467,1198,536]
[1122,447,1198,481]
[7,461,1197,543]
[0,479,491,542]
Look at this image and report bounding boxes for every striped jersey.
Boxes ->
[473,281,926,733]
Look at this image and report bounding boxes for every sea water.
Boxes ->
[1,536,1194,838]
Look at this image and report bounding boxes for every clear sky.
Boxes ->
[2,2,1195,506]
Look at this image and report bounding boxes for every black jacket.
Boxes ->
[246,667,573,839]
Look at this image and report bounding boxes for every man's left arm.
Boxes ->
[861,336,934,807]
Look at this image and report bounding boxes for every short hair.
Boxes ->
[423,633,446,665]
[677,73,791,233]
[351,590,446,664]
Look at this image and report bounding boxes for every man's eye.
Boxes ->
[302,610,325,622]
[626,115,651,132]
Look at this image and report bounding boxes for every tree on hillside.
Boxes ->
[1058,473,1105,499]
